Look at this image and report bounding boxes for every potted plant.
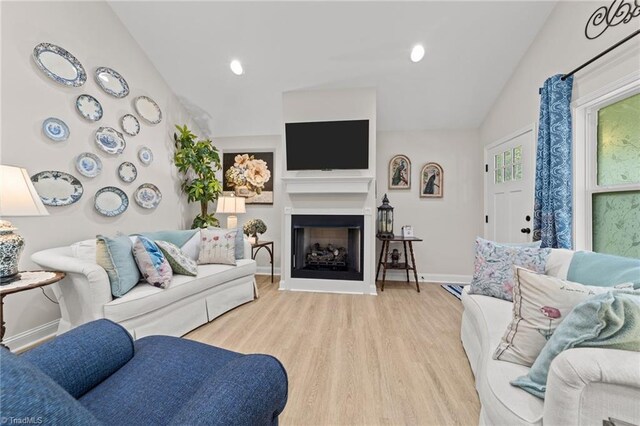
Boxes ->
[243,219,267,243]
[173,124,223,229]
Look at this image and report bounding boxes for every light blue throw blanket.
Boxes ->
[511,290,640,398]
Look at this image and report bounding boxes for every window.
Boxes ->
[493,146,523,184]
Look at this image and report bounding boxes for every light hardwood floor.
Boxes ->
[186,277,480,426]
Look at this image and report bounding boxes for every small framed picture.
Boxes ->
[388,155,411,189]
[402,226,414,238]
[420,162,443,198]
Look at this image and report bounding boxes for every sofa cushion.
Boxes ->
[104,259,256,323]
[138,229,198,248]
[544,248,574,279]
[132,236,173,289]
[568,251,640,288]
[96,235,141,298]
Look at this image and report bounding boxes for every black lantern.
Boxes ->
[376,194,394,238]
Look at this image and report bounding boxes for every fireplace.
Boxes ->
[291,214,364,281]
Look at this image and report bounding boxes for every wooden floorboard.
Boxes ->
[185,276,480,426]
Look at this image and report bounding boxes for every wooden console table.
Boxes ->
[376,236,422,292]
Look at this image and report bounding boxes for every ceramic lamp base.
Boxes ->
[0,220,25,286]
[227,215,238,229]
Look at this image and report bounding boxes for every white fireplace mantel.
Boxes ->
[282,175,374,194]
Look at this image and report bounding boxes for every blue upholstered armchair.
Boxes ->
[0,320,288,425]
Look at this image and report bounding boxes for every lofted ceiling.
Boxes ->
[110,1,556,137]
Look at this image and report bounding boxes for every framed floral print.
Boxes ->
[389,154,411,189]
[223,151,274,205]
[420,162,443,198]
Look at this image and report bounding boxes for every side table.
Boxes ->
[251,240,274,283]
[376,236,423,292]
[0,270,65,349]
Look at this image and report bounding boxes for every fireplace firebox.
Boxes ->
[291,215,364,281]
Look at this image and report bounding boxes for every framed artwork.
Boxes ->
[420,162,443,198]
[388,154,411,189]
[222,151,274,205]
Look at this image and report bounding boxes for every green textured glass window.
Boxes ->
[597,93,640,186]
[592,191,640,258]
[495,168,503,184]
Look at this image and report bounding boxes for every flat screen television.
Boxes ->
[285,119,369,170]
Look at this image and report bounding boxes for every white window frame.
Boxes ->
[573,71,640,251]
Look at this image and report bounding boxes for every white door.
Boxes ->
[485,126,536,244]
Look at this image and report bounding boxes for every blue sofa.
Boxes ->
[0,320,288,425]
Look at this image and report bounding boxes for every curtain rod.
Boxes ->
[561,29,640,81]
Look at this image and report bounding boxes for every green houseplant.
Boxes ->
[173,124,223,229]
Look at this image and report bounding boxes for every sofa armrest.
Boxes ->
[22,319,134,399]
[170,354,288,425]
[31,248,113,328]
[543,348,640,426]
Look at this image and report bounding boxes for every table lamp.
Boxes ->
[215,195,246,229]
[0,165,49,284]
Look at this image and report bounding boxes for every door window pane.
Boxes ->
[494,154,503,169]
[495,168,503,184]
[504,165,512,181]
[513,146,522,163]
[597,93,640,186]
[504,150,512,166]
[513,164,522,181]
[592,191,640,258]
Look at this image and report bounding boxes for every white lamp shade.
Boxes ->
[216,196,246,214]
[0,165,49,217]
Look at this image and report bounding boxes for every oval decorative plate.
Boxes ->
[95,127,126,155]
[94,186,129,217]
[76,94,103,121]
[42,117,70,142]
[95,67,129,98]
[118,161,137,183]
[138,146,153,165]
[134,96,162,124]
[120,114,140,136]
[75,152,103,178]
[32,42,87,87]
[30,171,83,206]
[134,183,162,209]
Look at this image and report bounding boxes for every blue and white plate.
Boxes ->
[42,117,70,142]
[76,94,103,121]
[75,152,102,178]
[32,42,87,87]
[138,146,153,165]
[134,183,162,209]
[30,171,83,206]
[120,114,140,136]
[118,161,137,183]
[94,186,129,217]
[95,127,126,155]
[95,67,129,98]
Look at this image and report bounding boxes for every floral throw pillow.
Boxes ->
[198,228,237,266]
[469,237,551,301]
[156,240,198,277]
[132,236,173,288]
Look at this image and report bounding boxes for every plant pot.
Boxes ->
[252,233,259,244]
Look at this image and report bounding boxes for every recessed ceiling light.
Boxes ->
[410,45,425,63]
[230,59,244,76]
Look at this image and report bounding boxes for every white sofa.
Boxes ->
[461,249,640,426]
[31,238,256,340]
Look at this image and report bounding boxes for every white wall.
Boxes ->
[481,1,640,146]
[376,130,483,280]
[0,1,201,345]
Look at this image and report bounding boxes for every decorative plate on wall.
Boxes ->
[120,114,140,136]
[134,183,162,209]
[32,42,87,87]
[42,117,70,142]
[94,186,129,217]
[30,171,84,206]
[138,146,153,165]
[94,67,129,98]
[95,127,126,155]
[134,96,162,124]
[118,161,137,183]
[76,152,103,178]
[76,94,103,121]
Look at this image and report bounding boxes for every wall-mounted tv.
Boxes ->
[285,119,369,170]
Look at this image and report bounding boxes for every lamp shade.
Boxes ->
[0,165,49,217]
[215,196,246,214]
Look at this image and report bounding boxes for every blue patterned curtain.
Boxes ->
[533,74,574,249]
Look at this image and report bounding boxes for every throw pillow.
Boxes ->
[198,228,237,266]
[156,240,198,277]
[567,251,640,288]
[132,236,173,288]
[511,290,640,399]
[208,227,245,260]
[469,237,551,301]
[493,266,632,366]
[96,235,141,298]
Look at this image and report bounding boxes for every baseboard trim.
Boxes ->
[3,319,59,352]
[383,271,471,284]
[255,266,281,276]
